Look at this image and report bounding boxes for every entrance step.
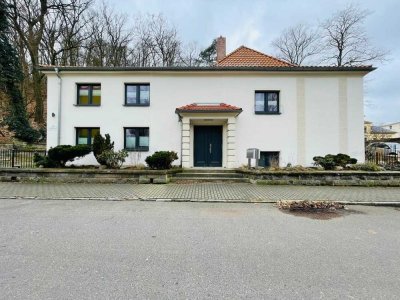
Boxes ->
[175,172,243,179]
[171,177,250,183]
[181,168,237,174]
[172,169,249,183]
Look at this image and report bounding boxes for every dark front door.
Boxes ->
[194,126,222,167]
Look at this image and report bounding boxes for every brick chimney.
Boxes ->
[216,36,226,62]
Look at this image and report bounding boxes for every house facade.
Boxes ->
[41,38,373,168]
[364,121,397,142]
[381,122,400,138]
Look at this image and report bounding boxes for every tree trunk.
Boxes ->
[32,68,44,123]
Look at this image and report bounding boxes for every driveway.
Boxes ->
[1,199,400,299]
[1,182,400,202]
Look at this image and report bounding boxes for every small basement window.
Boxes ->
[259,151,280,167]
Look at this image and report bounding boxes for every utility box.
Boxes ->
[246,148,260,168]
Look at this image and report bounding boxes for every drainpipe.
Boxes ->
[55,67,62,145]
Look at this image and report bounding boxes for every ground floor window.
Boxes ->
[259,151,280,167]
[124,127,149,151]
[76,127,99,145]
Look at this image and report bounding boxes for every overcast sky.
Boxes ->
[112,0,399,125]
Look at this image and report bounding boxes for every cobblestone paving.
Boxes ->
[0,182,400,202]
[0,183,139,200]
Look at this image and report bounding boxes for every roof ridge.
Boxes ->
[382,122,400,126]
[241,46,297,67]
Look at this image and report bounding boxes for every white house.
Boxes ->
[41,37,374,168]
[381,122,400,138]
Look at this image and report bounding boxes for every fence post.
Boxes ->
[11,149,15,168]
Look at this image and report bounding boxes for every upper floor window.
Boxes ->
[77,84,101,106]
[255,91,280,114]
[76,127,99,145]
[125,84,150,106]
[124,127,149,151]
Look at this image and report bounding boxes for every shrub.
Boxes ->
[145,151,178,169]
[348,163,384,172]
[384,162,400,171]
[33,153,58,168]
[97,149,128,169]
[313,153,357,170]
[34,145,91,168]
[93,133,114,165]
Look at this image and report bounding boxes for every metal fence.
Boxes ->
[365,149,400,166]
[0,149,46,168]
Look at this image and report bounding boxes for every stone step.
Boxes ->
[181,168,237,174]
[171,177,250,183]
[175,172,243,178]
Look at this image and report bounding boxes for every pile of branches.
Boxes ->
[277,200,344,211]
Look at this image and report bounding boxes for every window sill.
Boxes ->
[125,148,149,152]
[255,112,281,115]
[123,104,150,107]
[74,104,101,107]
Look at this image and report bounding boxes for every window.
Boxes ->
[259,151,280,167]
[125,84,150,106]
[255,91,280,114]
[124,127,149,151]
[76,128,99,145]
[77,84,101,105]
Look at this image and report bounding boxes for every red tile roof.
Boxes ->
[176,103,242,113]
[217,46,295,67]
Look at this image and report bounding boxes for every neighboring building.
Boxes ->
[41,37,374,168]
[381,122,400,138]
[364,121,397,142]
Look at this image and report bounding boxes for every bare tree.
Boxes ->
[41,0,92,66]
[272,24,321,65]
[131,14,181,67]
[320,4,387,66]
[7,0,75,123]
[178,41,201,67]
[149,15,180,66]
[83,2,133,67]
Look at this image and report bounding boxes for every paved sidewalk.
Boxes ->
[1,182,400,202]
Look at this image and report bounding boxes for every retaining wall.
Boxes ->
[1,168,400,186]
[0,168,181,184]
[237,170,400,187]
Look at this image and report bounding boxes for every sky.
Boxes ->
[111,0,399,125]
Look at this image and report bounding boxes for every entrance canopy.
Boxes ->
[175,103,242,116]
[175,103,242,168]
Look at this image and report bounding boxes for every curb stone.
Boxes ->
[1,196,400,206]
[0,196,139,201]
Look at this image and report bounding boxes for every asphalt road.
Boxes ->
[0,199,399,299]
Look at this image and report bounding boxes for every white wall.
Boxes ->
[45,71,367,167]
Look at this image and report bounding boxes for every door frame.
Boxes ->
[189,119,228,168]
[193,125,223,167]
